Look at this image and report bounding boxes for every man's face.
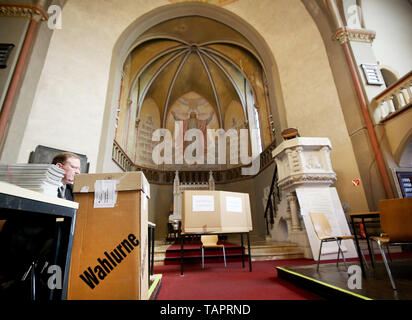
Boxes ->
[57,157,81,185]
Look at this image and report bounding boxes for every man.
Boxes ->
[52,152,81,201]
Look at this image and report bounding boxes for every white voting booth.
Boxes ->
[271,137,358,261]
[182,190,252,234]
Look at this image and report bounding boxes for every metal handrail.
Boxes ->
[263,164,280,235]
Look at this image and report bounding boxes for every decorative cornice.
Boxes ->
[278,173,337,190]
[0,3,48,20]
[332,28,376,44]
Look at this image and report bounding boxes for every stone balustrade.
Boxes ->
[112,140,135,172]
[112,138,277,184]
[372,71,412,123]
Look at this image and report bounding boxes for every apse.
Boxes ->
[115,16,272,171]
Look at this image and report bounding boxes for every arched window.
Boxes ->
[380,67,401,111]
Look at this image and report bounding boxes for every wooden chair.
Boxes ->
[370,198,412,290]
[201,235,226,269]
[310,213,356,271]
[0,220,6,232]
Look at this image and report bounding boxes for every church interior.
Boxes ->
[0,0,411,302]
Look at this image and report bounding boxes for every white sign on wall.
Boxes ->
[361,64,384,86]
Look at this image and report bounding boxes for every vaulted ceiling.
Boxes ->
[126,16,266,128]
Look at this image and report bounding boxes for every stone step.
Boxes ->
[152,239,305,265]
[251,252,304,261]
[248,242,299,250]
[248,241,304,261]
[248,249,302,256]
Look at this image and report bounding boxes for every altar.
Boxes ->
[169,170,215,223]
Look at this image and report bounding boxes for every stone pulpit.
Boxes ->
[271,137,357,260]
[274,137,336,190]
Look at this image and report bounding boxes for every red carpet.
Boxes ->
[154,259,322,300]
[154,252,412,300]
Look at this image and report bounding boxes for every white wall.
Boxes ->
[362,0,412,77]
[14,0,165,172]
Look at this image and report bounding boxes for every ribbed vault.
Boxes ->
[117,16,271,168]
[129,16,267,126]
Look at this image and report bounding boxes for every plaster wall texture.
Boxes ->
[16,0,165,171]
[363,0,412,78]
[384,108,412,161]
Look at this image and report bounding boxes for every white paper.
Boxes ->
[296,188,333,217]
[94,180,117,208]
[80,186,89,193]
[296,188,343,237]
[192,195,215,212]
[225,196,243,213]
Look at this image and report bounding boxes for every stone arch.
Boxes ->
[380,66,401,110]
[96,2,286,172]
[396,129,412,168]
[277,217,289,242]
[380,66,399,87]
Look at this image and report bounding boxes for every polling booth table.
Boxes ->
[67,172,150,300]
[180,190,253,275]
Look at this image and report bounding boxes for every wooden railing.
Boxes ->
[112,138,278,184]
[372,71,412,123]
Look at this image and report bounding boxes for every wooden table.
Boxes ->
[0,182,78,300]
[349,211,380,275]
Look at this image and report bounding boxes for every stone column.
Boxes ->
[287,193,300,232]
[327,1,394,199]
[208,170,215,190]
[171,170,181,220]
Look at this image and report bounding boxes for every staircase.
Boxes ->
[153,238,304,266]
[154,242,170,266]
